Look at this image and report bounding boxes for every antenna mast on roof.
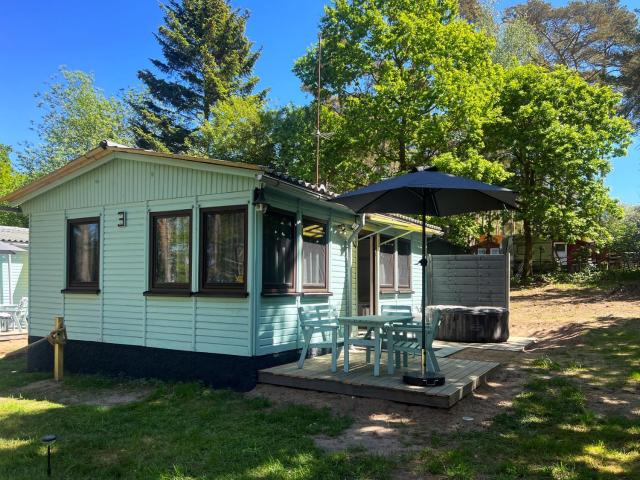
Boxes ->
[315,33,322,186]
[314,33,334,187]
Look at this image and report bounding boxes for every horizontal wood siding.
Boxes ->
[102,204,146,346]
[23,155,255,356]
[429,254,508,308]
[29,213,64,337]
[195,298,250,355]
[258,298,299,354]
[145,298,194,351]
[330,233,349,315]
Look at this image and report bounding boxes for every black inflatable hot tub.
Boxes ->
[434,306,509,343]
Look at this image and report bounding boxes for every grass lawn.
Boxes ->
[0,356,392,479]
[410,317,640,479]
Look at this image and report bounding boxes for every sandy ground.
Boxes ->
[509,283,640,340]
[0,339,26,358]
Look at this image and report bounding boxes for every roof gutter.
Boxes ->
[262,175,353,214]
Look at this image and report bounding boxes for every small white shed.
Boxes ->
[0,225,29,307]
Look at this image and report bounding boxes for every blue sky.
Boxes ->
[0,0,638,204]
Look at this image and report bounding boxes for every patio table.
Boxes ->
[338,314,413,376]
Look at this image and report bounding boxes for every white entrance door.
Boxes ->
[553,242,568,266]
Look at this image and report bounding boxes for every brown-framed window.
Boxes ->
[379,236,412,292]
[67,217,100,290]
[302,218,328,291]
[379,235,395,290]
[200,206,247,294]
[149,210,192,293]
[262,209,296,293]
[397,238,412,289]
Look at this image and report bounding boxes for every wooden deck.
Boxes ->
[434,336,536,353]
[258,350,499,408]
[0,331,27,342]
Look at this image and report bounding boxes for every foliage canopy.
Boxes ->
[486,65,633,277]
[294,0,505,190]
[0,145,27,227]
[130,0,261,152]
[17,68,131,178]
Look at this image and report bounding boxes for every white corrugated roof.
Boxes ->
[0,225,29,244]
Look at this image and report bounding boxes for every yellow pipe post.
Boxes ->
[53,316,64,381]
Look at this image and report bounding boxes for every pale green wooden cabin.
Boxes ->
[4,142,439,389]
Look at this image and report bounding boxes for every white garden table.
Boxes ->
[338,314,413,376]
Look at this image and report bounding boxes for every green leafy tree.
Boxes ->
[507,0,640,126]
[18,68,131,177]
[458,0,485,23]
[186,95,270,162]
[607,204,640,255]
[0,145,27,227]
[130,0,260,152]
[264,103,364,191]
[293,0,505,184]
[488,17,540,67]
[485,65,633,280]
[462,0,540,67]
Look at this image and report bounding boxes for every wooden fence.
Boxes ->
[427,254,510,309]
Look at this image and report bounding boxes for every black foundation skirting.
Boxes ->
[27,336,300,392]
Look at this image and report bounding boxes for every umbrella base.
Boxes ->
[402,371,446,387]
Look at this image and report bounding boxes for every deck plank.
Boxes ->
[258,350,499,408]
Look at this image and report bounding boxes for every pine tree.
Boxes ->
[130,0,261,152]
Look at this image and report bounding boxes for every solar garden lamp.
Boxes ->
[41,434,57,477]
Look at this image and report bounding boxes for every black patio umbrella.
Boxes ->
[329,166,517,386]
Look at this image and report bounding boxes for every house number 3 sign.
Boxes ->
[117,211,127,228]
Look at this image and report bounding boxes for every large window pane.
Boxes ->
[202,207,246,290]
[68,218,100,287]
[379,236,395,288]
[152,212,191,289]
[262,210,295,292]
[302,219,327,289]
[397,238,411,288]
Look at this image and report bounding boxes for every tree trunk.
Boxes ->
[522,219,533,283]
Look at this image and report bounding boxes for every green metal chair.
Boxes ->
[381,304,415,369]
[297,304,344,373]
[385,307,441,375]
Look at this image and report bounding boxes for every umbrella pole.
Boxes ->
[402,192,445,387]
[421,200,427,376]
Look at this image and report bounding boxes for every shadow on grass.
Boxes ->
[528,316,640,389]
[0,356,394,480]
[410,316,640,479]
